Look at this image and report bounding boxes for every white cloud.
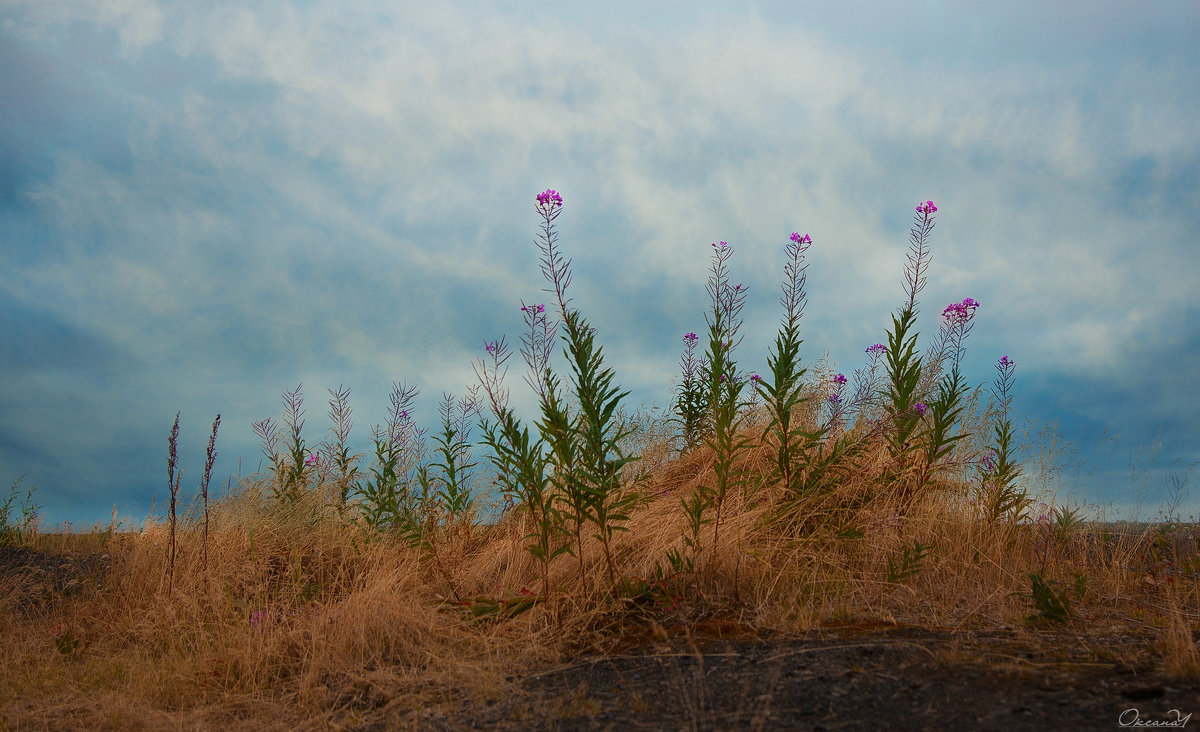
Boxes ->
[2,0,163,55]
[2,0,1197,522]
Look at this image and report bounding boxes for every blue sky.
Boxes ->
[2,1,1198,528]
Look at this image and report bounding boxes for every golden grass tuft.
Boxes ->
[2,414,1198,729]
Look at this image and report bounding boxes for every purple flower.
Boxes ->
[711,241,729,250]
[999,355,1013,367]
[913,402,928,416]
[684,332,698,342]
[916,200,938,215]
[981,450,996,471]
[790,232,812,245]
[833,373,847,385]
[829,393,842,404]
[750,373,762,382]
[521,304,546,314]
[305,453,318,467]
[536,189,563,208]
[942,298,980,324]
[866,343,886,355]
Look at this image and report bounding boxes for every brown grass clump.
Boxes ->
[2,416,1198,730]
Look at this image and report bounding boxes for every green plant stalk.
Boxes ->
[672,334,710,453]
[883,306,925,464]
[476,336,569,605]
[757,232,819,500]
[560,308,639,585]
[981,357,1028,523]
[325,385,360,510]
[886,540,930,583]
[882,204,938,502]
[758,318,820,499]
[533,191,639,587]
[480,407,568,603]
[1027,572,1071,622]
[983,419,1028,522]
[698,243,753,556]
[916,365,969,492]
[429,392,479,533]
[536,365,590,584]
[679,490,710,574]
[355,431,404,533]
[281,384,309,503]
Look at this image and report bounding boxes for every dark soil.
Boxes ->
[375,625,1200,731]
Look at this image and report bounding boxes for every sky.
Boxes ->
[2,0,1198,528]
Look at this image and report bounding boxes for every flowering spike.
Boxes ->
[536,188,563,210]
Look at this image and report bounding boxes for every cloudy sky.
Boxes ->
[2,0,1198,528]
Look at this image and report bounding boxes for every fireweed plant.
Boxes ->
[426,389,483,533]
[352,382,426,538]
[257,196,1009,567]
[476,335,568,605]
[692,241,756,559]
[14,192,1168,732]
[878,201,982,507]
[979,355,1030,523]
[755,232,819,502]
[847,343,888,419]
[672,331,709,453]
[322,384,360,510]
[237,194,1019,599]
[913,298,980,491]
[251,384,313,503]
[532,189,639,587]
[756,240,874,525]
[476,190,638,591]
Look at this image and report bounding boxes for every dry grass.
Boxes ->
[3,420,1198,730]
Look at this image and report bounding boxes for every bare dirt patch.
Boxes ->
[362,624,1199,731]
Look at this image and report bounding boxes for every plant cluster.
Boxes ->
[6,190,1200,730]
[232,192,1034,603]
